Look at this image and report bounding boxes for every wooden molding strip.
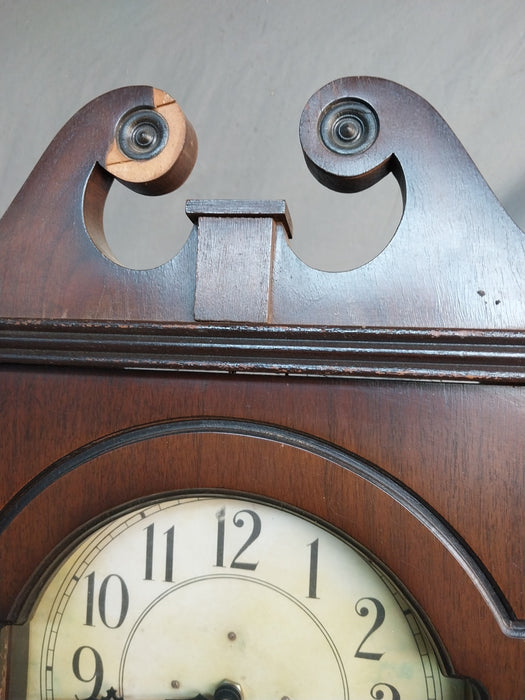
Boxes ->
[1,319,525,383]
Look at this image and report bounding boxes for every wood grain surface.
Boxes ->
[1,78,525,699]
[1,367,524,697]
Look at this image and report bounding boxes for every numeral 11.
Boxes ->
[144,523,175,582]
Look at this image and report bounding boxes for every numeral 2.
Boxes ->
[354,597,385,660]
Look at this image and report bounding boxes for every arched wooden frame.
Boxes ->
[1,77,525,699]
[2,417,520,642]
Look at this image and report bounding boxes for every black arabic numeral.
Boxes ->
[144,523,154,580]
[84,573,129,628]
[145,523,176,582]
[354,597,386,660]
[164,525,175,582]
[215,507,226,567]
[72,646,104,700]
[215,507,261,570]
[370,682,401,700]
[307,538,319,598]
[230,509,261,570]
[85,571,95,626]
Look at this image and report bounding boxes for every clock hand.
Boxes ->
[74,688,124,700]
[168,680,243,700]
[213,681,243,700]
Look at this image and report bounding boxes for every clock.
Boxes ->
[11,493,471,700]
[1,78,524,700]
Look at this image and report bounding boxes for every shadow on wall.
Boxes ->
[501,172,525,231]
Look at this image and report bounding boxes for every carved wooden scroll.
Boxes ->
[1,78,524,698]
[1,78,524,381]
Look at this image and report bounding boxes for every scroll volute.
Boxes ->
[0,86,197,320]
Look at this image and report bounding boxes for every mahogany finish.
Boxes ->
[0,78,524,329]
[0,86,197,322]
[1,78,524,699]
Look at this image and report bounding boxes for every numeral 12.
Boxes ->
[215,507,261,570]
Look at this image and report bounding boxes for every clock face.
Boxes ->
[14,493,470,700]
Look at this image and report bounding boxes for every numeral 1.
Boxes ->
[85,571,95,626]
[307,538,319,598]
[354,597,386,660]
[216,507,226,568]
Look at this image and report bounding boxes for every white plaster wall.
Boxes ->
[1,0,524,271]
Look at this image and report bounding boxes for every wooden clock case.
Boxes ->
[0,77,524,698]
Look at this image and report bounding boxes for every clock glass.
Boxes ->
[10,494,474,700]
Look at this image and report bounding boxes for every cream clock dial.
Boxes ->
[16,494,471,700]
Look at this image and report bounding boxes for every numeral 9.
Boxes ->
[72,646,104,700]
